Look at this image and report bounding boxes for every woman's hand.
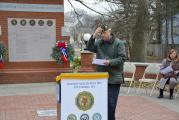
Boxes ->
[174,70,179,75]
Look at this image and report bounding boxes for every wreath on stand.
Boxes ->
[0,41,8,68]
[51,41,74,64]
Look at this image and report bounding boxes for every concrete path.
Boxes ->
[120,87,179,113]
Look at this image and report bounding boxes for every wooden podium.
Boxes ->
[56,72,108,120]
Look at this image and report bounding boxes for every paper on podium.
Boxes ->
[92,59,107,66]
[160,66,173,75]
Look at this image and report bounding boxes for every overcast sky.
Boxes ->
[64,0,118,15]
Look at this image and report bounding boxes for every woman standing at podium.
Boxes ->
[87,25,127,120]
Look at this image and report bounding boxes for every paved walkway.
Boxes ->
[117,96,179,120]
[0,94,56,120]
[0,83,178,120]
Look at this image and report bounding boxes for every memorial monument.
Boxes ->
[0,0,71,83]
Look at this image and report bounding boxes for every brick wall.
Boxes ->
[80,52,161,80]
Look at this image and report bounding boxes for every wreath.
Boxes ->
[0,41,8,68]
[51,41,74,64]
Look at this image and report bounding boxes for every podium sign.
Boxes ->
[60,73,108,120]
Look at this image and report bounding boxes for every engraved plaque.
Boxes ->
[8,18,56,61]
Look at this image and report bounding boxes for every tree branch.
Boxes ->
[105,0,122,4]
[68,0,82,25]
[73,0,111,17]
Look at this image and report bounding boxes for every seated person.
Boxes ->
[158,49,179,99]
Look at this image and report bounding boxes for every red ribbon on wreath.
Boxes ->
[0,55,4,68]
[56,41,68,63]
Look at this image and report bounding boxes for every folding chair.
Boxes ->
[123,62,136,94]
[137,64,160,96]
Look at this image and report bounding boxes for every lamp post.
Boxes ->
[83,33,91,50]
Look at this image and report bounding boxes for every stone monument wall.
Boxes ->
[0,0,72,84]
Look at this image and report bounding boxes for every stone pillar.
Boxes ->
[79,51,96,72]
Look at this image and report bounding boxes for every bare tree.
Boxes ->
[130,0,149,62]
[66,0,179,61]
[156,0,162,44]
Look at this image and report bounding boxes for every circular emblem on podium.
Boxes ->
[38,20,44,26]
[75,91,94,111]
[29,20,35,26]
[47,20,53,26]
[67,114,77,120]
[80,114,89,120]
[92,113,102,120]
[20,19,26,26]
[11,19,17,26]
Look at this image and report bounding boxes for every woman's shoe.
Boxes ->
[157,95,163,98]
[158,89,164,98]
[169,95,173,100]
[169,89,174,100]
